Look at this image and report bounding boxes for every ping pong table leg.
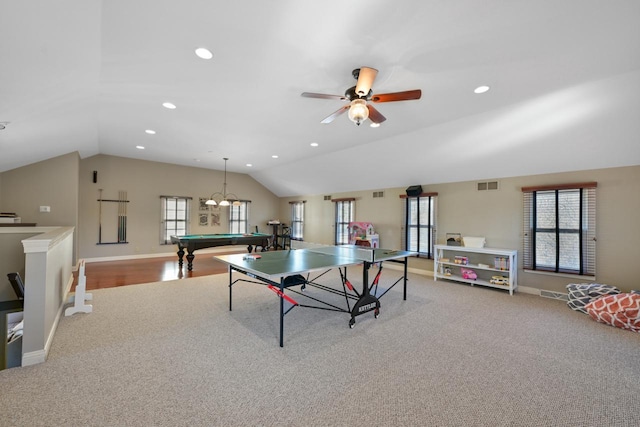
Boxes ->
[348,261,381,328]
[228,266,233,311]
[403,256,408,300]
[279,279,284,347]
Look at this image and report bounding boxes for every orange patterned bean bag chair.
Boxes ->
[585,293,640,332]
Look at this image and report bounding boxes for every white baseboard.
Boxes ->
[383,262,433,277]
[517,286,541,296]
[22,349,46,367]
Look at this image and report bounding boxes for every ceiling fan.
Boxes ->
[301,67,421,126]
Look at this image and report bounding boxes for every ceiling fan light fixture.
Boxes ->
[302,67,419,125]
[348,99,369,126]
[354,67,378,96]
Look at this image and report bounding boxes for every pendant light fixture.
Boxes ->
[205,158,241,207]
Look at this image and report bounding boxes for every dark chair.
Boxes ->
[279,226,291,250]
[7,273,25,300]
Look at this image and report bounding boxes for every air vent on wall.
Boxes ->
[324,195,332,201]
[540,290,568,300]
[477,181,499,191]
[372,191,384,198]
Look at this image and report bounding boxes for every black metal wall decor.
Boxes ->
[97,189,130,244]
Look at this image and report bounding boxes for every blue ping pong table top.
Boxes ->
[214,246,414,280]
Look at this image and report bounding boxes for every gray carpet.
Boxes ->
[1,268,639,426]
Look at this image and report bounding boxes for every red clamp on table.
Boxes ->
[344,279,354,291]
[268,285,298,306]
[372,269,382,285]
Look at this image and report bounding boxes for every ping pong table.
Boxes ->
[214,245,415,346]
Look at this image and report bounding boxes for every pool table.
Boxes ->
[170,233,271,271]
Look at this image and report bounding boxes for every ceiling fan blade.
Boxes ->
[321,105,349,124]
[367,105,387,124]
[355,67,378,97]
[301,92,348,101]
[371,89,422,103]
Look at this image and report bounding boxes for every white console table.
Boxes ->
[434,245,518,295]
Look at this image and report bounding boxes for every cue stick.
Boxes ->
[118,190,123,242]
[120,190,125,242]
[98,188,103,243]
[123,190,127,242]
[117,191,120,242]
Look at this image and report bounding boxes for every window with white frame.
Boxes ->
[402,193,437,258]
[290,201,305,240]
[161,196,191,244]
[522,182,596,277]
[334,199,354,245]
[229,201,250,234]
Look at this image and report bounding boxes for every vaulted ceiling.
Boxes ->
[1,1,639,196]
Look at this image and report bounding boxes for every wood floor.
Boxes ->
[74,250,243,291]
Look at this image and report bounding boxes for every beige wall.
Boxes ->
[77,155,281,259]
[0,152,79,227]
[280,165,640,294]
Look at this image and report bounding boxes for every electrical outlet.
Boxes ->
[39,206,51,213]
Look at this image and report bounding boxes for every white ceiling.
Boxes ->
[1,0,639,197]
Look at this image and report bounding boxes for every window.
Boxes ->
[290,201,305,240]
[522,182,596,276]
[402,193,437,258]
[161,196,191,244]
[334,199,354,245]
[229,201,250,234]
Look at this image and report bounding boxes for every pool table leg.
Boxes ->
[176,247,185,267]
[186,251,195,271]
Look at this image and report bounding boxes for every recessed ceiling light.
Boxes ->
[136,145,145,150]
[162,102,176,109]
[195,47,213,60]
[272,155,279,159]
[145,129,156,135]
[370,122,380,128]
[246,163,253,167]
[310,142,319,147]
[474,85,490,94]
